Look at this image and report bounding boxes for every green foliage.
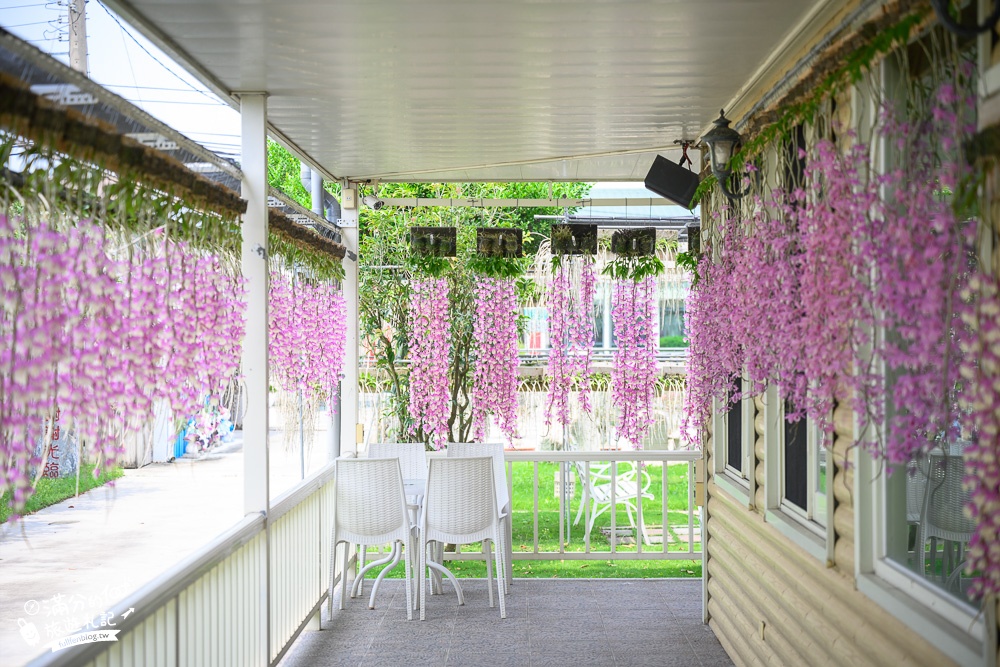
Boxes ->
[602,254,665,281]
[467,255,527,279]
[675,250,700,286]
[267,140,310,208]
[660,335,689,348]
[0,464,123,523]
[408,255,452,278]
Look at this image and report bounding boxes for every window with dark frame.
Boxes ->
[726,377,744,476]
[783,401,808,510]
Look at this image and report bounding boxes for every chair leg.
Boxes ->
[419,537,427,621]
[505,510,513,592]
[402,537,413,621]
[339,542,349,610]
[352,546,396,599]
[369,543,402,609]
[494,531,507,619]
[355,545,368,597]
[327,528,339,617]
[485,539,495,609]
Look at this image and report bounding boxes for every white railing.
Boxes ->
[443,449,703,563]
[30,463,342,667]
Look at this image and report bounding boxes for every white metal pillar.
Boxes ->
[240,93,270,515]
[339,187,360,457]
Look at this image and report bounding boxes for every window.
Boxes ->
[725,377,745,479]
[779,402,827,531]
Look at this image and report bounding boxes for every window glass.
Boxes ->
[725,377,744,477]
[887,443,975,605]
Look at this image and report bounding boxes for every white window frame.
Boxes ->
[850,58,988,666]
[762,384,831,561]
[712,374,754,505]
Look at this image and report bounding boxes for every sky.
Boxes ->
[0,0,241,157]
[0,1,685,215]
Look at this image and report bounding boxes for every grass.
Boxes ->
[0,463,123,523]
[364,460,702,579]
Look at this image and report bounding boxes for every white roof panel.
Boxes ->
[106,0,832,182]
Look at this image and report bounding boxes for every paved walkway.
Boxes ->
[280,578,731,667]
[0,431,330,667]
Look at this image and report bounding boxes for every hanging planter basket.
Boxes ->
[410,226,457,257]
[476,227,522,258]
[551,223,597,255]
[611,228,656,257]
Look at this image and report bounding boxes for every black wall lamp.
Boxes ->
[700,109,745,202]
[931,0,1000,38]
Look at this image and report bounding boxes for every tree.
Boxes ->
[358,181,591,443]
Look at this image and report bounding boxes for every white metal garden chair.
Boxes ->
[419,456,507,620]
[574,460,654,546]
[328,457,415,620]
[447,442,512,592]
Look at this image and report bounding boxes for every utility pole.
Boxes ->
[68,0,88,75]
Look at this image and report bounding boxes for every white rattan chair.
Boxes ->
[574,460,654,545]
[328,457,414,620]
[917,450,975,587]
[358,442,427,598]
[419,456,507,620]
[367,442,428,480]
[447,442,512,591]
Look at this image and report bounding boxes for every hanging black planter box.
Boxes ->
[476,227,522,258]
[551,223,597,255]
[410,226,457,257]
[611,228,656,257]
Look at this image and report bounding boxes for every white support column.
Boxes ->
[340,189,360,457]
[240,92,270,515]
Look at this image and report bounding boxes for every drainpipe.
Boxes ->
[301,166,344,462]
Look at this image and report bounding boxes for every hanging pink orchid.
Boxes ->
[0,217,246,517]
[545,257,595,428]
[269,271,347,406]
[408,276,451,448]
[611,276,658,448]
[471,276,520,442]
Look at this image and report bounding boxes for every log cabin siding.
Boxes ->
[705,480,956,667]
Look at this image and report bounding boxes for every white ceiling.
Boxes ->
[105,0,831,183]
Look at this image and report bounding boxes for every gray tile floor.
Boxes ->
[279,578,733,667]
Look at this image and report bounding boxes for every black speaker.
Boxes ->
[643,155,699,210]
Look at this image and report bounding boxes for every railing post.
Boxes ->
[239,91,270,665]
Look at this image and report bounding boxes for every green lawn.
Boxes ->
[364,460,702,579]
[0,463,123,523]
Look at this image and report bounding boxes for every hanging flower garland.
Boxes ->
[268,271,347,405]
[471,276,520,442]
[0,215,245,517]
[611,275,658,448]
[545,256,596,428]
[408,276,451,447]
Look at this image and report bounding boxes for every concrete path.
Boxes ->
[0,431,331,667]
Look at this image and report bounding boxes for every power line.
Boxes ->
[96,1,224,105]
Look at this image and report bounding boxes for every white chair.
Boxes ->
[447,442,513,590]
[419,456,507,620]
[358,442,427,597]
[328,458,415,620]
[368,442,428,480]
[574,460,654,546]
[917,450,975,588]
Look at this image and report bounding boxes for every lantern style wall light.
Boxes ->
[700,109,745,202]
